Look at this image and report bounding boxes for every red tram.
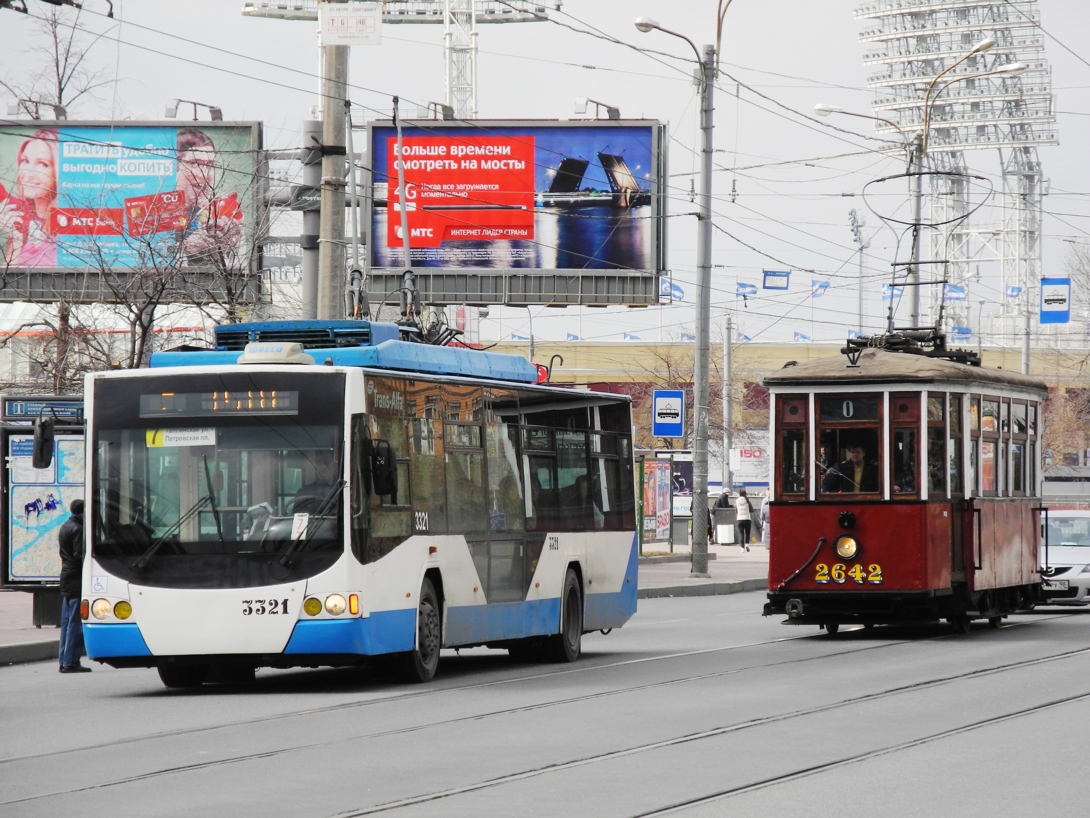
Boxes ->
[762,344,1047,633]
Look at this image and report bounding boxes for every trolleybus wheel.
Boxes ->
[545,569,583,663]
[951,615,971,635]
[157,662,210,689]
[400,578,441,683]
[824,623,840,635]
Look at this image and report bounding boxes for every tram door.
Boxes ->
[951,501,969,584]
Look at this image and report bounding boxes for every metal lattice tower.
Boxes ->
[855,0,1056,339]
[242,0,557,119]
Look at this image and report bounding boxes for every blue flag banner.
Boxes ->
[950,326,972,341]
[737,332,751,342]
[811,280,830,298]
[945,285,967,302]
[511,333,529,341]
[659,278,685,301]
[736,282,757,297]
[763,270,790,290]
[793,331,811,342]
[680,332,695,342]
[623,332,641,340]
[1006,285,1023,299]
[848,330,864,339]
[882,284,903,302]
[566,333,580,340]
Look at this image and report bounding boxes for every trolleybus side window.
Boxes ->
[409,389,448,536]
[927,395,946,497]
[817,395,880,496]
[485,397,525,534]
[949,394,963,495]
[446,421,488,535]
[890,392,919,496]
[777,396,807,499]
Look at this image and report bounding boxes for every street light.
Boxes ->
[164,99,224,121]
[636,16,716,577]
[574,97,621,120]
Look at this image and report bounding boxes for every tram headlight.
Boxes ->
[835,535,860,560]
[325,594,347,615]
[113,601,132,620]
[303,597,322,617]
[91,598,112,620]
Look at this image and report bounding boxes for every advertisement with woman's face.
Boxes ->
[0,123,258,270]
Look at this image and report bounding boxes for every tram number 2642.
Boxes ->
[815,563,884,585]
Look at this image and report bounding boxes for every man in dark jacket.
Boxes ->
[57,498,90,673]
[821,444,879,493]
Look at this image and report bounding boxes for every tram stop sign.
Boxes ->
[652,389,685,438]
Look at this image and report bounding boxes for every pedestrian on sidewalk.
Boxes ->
[57,498,90,673]
[734,489,752,552]
[711,489,731,544]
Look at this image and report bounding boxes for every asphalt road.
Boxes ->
[2,593,1089,817]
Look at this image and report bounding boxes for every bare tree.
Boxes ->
[0,7,114,119]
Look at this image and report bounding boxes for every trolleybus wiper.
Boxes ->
[133,495,212,570]
[278,478,347,569]
[202,455,226,547]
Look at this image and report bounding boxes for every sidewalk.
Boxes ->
[0,541,769,666]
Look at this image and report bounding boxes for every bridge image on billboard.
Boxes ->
[367,120,665,307]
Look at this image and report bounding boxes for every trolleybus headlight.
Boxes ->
[325,594,347,615]
[113,601,132,620]
[834,535,860,560]
[91,598,112,620]
[303,597,322,617]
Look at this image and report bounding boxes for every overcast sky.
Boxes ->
[0,0,1087,346]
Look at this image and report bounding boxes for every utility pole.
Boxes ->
[849,209,867,333]
[722,313,732,492]
[907,133,924,330]
[300,120,322,319]
[317,41,348,320]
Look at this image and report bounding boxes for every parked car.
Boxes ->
[1041,509,1090,605]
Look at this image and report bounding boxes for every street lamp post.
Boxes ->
[636,17,715,577]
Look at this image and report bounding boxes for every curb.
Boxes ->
[638,578,766,599]
[0,639,57,667]
[638,554,717,565]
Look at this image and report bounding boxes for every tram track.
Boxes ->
[1,612,1085,810]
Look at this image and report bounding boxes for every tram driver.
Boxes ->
[821,441,879,493]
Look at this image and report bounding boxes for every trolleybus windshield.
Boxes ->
[91,372,346,589]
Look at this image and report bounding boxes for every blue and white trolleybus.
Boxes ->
[67,321,638,687]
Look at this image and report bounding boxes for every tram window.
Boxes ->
[999,442,1007,496]
[981,440,996,494]
[780,429,806,496]
[970,397,980,434]
[982,400,998,433]
[927,396,944,422]
[927,427,945,495]
[1001,400,1010,435]
[1013,403,1027,435]
[949,395,962,494]
[819,429,879,494]
[1027,442,1036,494]
[1011,442,1025,494]
[1029,404,1038,437]
[969,440,978,495]
[892,428,917,495]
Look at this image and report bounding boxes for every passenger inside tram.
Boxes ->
[820,431,879,493]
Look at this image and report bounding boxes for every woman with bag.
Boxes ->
[734,489,752,552]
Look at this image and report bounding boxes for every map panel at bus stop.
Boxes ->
[6,435,84,584]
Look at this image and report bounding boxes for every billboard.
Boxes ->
[367,120,666,277]
[0,121,262,272]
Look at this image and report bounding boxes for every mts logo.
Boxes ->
[411,228,434,237]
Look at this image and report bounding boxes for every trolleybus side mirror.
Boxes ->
[369,439,398,501]
[32,415,55,469]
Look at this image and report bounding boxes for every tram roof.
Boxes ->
[762,349,1048,394]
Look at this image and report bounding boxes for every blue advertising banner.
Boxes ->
[763,270,790,290]
[368,121,662,273]
[944,285,967,302]
[0,122,260,271]
[736,282,757,297]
